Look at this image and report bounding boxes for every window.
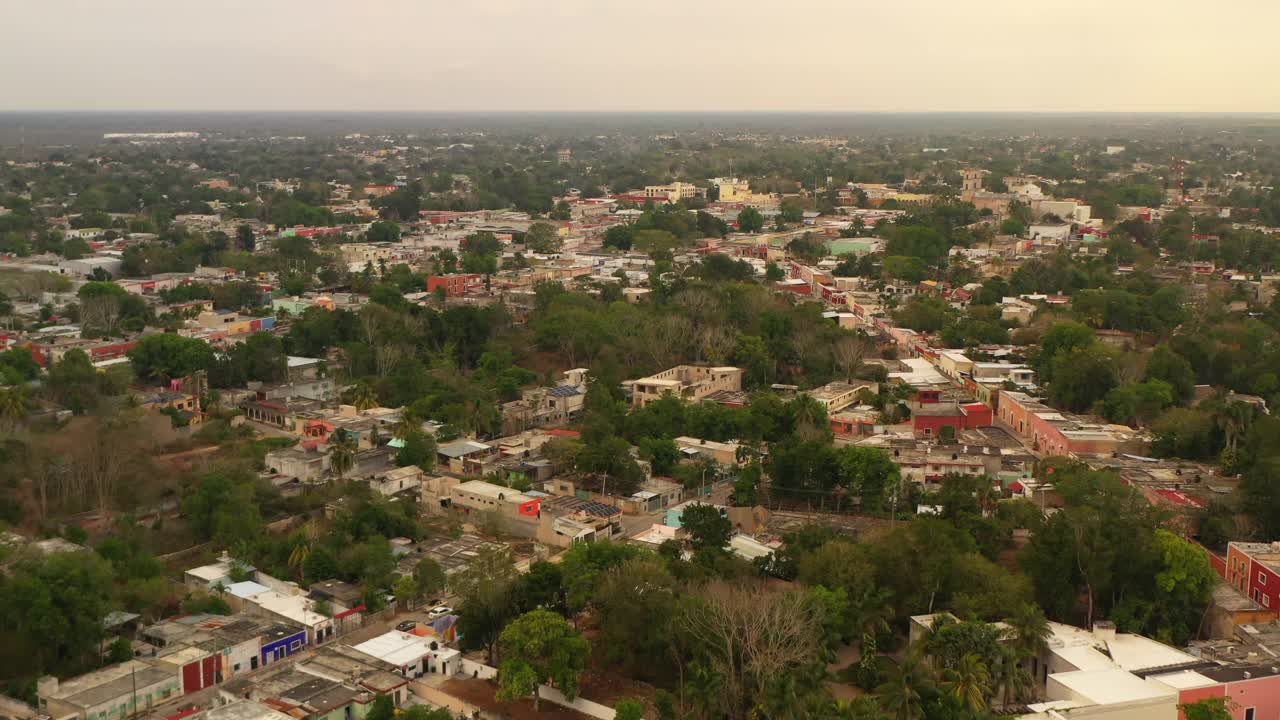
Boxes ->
[1260,572,1268,586]
[1245,708,1255,720]
[1266,595,1271,608]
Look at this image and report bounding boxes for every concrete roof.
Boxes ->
[203,701,296,720]
[351,631,431,668]
[1106,633,1199,672]
[1050,669,1175,705]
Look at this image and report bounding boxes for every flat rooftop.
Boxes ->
[1050,669,1174,706]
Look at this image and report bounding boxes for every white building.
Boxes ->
[352,631,460,678]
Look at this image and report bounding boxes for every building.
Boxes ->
[59,256,124,278]
[38,661,181,720]
[536,495,624,547]
[449,480,541,522]
[674,436,742,466]
[351,631,460,678]
[913,616,1213,720]
[626,365,743,408]
[997,390,1135,457]
[426,274,483,297]
[364,466,422,497]
[643,182,705,204]
[806,381,876,413]
[1225,542,1280,613]
[912,402,993,439]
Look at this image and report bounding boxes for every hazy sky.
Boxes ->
[5,0,1280,112]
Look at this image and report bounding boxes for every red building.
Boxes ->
[912,402,993,439]
[427,273,483,297]
[1226,542,1280,613]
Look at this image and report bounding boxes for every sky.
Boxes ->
[4,0,1280,113]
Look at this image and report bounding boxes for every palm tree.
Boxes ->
[392,408,422,441]
[0,386,31,431]
[1006,603,1051,666]
[991,645,1033,708]
[942,653,991,714]
[875,657,932,720]
[286,521,319,581]
[349,381,378,412]
[684,660,723,720]
[849,587,894,674]
[329,429,357,480]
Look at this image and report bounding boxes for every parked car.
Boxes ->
[427,606,453,619]
[395,621,417,632]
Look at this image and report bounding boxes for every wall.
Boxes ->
[1174,684,1226,720]
[537,686,616,720]
[407,684,485,718]
[221,638,260,677]
[459,659,498,680]
[1224,674,1280,720]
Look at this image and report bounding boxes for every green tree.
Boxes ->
[455,546,519,664]
[1180,697,1234,720]
[496,609,590,710]
[0,550,116,676]
[524,222,562,253]
[875,657,932,720]
[366,221,401,242]
[681,504,733,553]
[613,698,645,720]
[127,333,215,382]
[737,207,765,233]
[414,557,447,600]
[941,654,991,713]
[236,224,256,251]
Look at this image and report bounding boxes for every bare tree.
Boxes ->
[80,294,121,335]
[698,325,738,365]
[374,343,405,378]
[679,582,824,720]
[833,333,874,382]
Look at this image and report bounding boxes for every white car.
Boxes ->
[427,606,453,619]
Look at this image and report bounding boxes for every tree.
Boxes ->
[941,654,991,713]
[603,225,634,251]
[328,430,358,480]
[999,218,1025,236]
[0,386,31,431]
[396,429,436,470]
[365,694,394,720]
[593,557,676,678]
[349,381,379,411]
[236,224,256,252]
[414,557,447,600]
[874,656,932,720]
[1180,698,1234,720]
[639,437,680,477]
[737,207,765,233]
[106,637,134,664]
[496,609,590,710]
[366,221,401,243]
[0,550,116,677]
[181,467,266,547]
[614,698,645,720]
[681,503,733,553]
[524,222,562,253]
[455,546,519,664]
[680,583,825,718]
[1048,345,1117,413]
[128,333,214,382]
[1004,603,1051,665]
